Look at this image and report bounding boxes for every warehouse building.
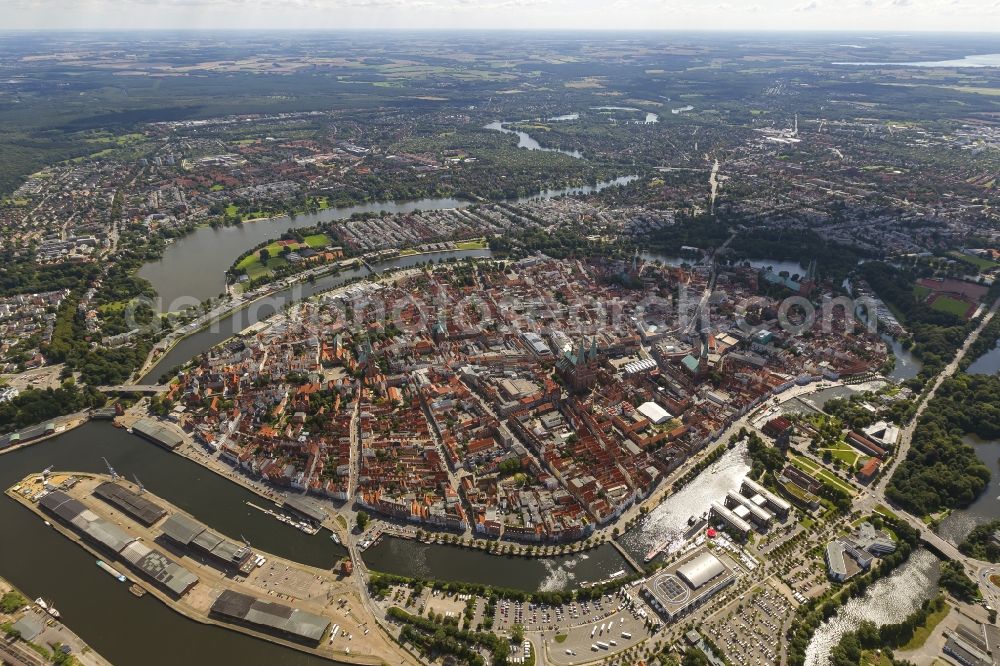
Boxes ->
[740,477,791,518]
[210,590,330,645]
[160,513,254,573]
[39,489,198,597]
[709,501,752,539]
[724,490,773,529]
[93,481,167,526]
[119,541,199,597]
[39,490,137,554]
[132,418,183,451]
[282,496,327,525]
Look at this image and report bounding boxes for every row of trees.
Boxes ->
[827,596,948,666]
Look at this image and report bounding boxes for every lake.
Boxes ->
[834,53,1000,68]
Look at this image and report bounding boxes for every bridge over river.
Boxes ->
[96,384,170,394]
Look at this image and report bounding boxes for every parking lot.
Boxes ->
[495,592,630,634]
[704,585,794,666]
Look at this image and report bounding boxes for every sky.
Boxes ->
[3,0,1000,31]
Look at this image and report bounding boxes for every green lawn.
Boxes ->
[822,441,868,468]
[304,234,331,248]
[455,238,488,250]
[235,235,329,280]
[930,295,972,318]
[948,251,999,270]
[913,284,931,301]
[96,300,127,313]
[247,257,287,280]
[791,455,858,496]
[873,504,898,520]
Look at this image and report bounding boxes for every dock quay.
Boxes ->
[245,501,321,535]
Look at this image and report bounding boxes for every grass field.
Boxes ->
[874,504,898,520]
[96,300,127,313]
[913,284,931,301]
[948,250,999,271]
[929,295,973,318]
[821,441,868,468]
[791,455,858,496]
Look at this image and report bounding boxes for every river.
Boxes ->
[0,422,346,666]
[139,176,638,308]
[483,121,583,158]
[618,440,750,562]
[641,251,805,277]
[362,538,631,593]
[138,247,490,383]
[804,548,941,666]
[883,334,922,381]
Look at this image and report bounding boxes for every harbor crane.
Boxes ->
[132,474,146,494]
[102,457,119,482]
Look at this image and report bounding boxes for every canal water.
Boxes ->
[618,440,751,562]
[0,422,346,665]
[883,334,922,381]
[804,548,941,666]
[641,251,805,277]
[360,439,752,589]
[362,538,630,593]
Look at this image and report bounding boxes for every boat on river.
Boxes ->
[34,598,60,619]
[96,559,127,582]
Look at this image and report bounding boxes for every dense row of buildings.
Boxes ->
[158,253,887,543]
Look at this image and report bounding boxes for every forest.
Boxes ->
[0,383,105,435]
[885,373,1000,516]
